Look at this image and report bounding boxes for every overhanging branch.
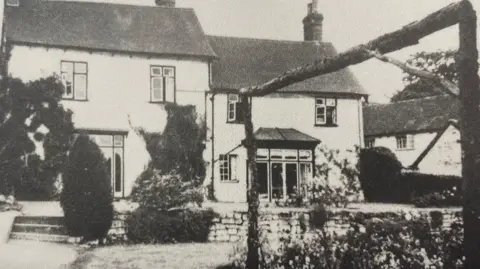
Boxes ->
[363,48,460,96]
[239,0,467,97]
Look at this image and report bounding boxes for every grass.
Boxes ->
[67,243,234,269]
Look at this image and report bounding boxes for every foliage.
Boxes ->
[358,147,403,202]
[0,75,74,199]
[130,167,204,211]
[412,187,460,208]
[142,104,207,186]
[60,133,113,242]
[228,212,464,269]
[126,207,218,244]
[390,50,478,102]
[307,145,362,208]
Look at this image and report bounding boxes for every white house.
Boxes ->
[3,0,216,198]
[205,2,367,202]
[3,0,368,202]
[363,95,462,176]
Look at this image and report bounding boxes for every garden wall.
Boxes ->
[106,207,462,244]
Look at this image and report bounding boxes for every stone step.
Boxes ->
[11,223,67,235]
[14,216,65,226]
[9,232,70,243]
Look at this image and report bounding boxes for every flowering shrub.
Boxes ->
[308,146,362,208]
[227,211,464,269]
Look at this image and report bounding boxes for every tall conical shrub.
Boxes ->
[60,133,113,243]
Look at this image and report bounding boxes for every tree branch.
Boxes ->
[363,48,459,96]
[237,1,467,97]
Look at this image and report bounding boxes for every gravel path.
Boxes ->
[0,240,78,269]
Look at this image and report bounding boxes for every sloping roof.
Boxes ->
[5,1,217,58]
[208,35,366,95]
[254,128,320,143]
[410,119,459,169]
[363,95,460,137]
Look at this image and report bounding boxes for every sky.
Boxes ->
[62,0,480,103]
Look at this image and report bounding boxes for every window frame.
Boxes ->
[315,97,337,126]
[365,138,376,148]
[226,94,243,123]
[396,134,414,150]
[150,65,176,104]
[219,154,239,182]
[60,60,88,101]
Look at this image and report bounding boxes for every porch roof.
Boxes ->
[254,127,320,145]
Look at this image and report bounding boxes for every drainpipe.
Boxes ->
[210,92,216,198]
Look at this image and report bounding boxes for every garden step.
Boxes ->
[9,232,69,243]
[11,223,67,235]
[14,216,65,226]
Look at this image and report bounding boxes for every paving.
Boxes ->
[0,240,77,269]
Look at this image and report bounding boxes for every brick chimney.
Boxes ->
[302,0,324,41]
[155,0,175,7]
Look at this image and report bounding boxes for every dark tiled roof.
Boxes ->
[5,1,217,58]
[363,95,459,137]
[254,128,320,143]
[208,35,367,95]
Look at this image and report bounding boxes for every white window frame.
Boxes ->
[315,97,337,125]
[396,134,414,150]
[61,61,88,100]
[227,94,243,123]
[219,154,238,182]
[150,66,175,103]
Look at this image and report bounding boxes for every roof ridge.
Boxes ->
[365,94,452,107]
[207,34,332,46]
[34,1,194,10]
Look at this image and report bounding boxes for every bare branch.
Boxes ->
[363,48,459,96]
[237,0,466,97]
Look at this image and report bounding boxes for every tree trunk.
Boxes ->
[457,2,480,269]
[241,95,260,269]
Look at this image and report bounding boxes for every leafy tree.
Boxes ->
[0,76,74,198]
[142,103,206,185]
[390,50,468,102]
[60,133,113,244]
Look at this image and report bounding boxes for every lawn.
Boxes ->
[67,243,234,269]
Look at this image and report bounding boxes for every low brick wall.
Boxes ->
[107,207,462,244]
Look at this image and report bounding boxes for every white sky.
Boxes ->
[64,0,480,103]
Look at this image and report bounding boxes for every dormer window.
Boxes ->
[6,0,20,7]
[150,66,175,103]
[315,97,337,126]
[227,94,244,123]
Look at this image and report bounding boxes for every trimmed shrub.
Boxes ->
[358,147,403,202]
[126,207,217,244]
[60,133,113,242]
[401,172,461,201]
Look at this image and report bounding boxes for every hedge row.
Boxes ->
[359,147,462,206]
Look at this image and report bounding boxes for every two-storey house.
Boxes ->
[3,0,368,202]
[3,0,217,198]
[206,1,368,202]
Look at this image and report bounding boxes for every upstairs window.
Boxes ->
[227,94,244,123]
[365,138,376,148]
[150,66,175,103]
[219,154,238,182]
[315,97,337,126]
[61,61,87,100]
[396,134,414,150]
